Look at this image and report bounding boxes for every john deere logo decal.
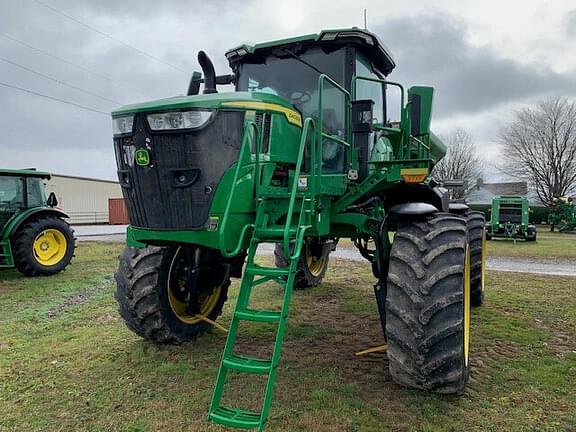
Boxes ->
[135,149,150,166]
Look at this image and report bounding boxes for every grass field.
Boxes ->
[486,230,576,259]
[339,230,576,261]
[1,242,575,432]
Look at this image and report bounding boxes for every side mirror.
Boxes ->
[352,99,374,133]
[47,192,58,207]
[408,86,434,137]
[187,71,202,96]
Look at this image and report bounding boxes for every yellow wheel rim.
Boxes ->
[305,240,326,277]
[33,229,67,266]
[167,247,223,325]
[464,244,471,366]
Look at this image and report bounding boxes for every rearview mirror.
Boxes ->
[408,86,434,137]
[47,192,58,207]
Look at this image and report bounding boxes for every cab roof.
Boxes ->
[0,168,51,179]
[226,28,396,76]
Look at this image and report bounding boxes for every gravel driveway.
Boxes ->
[74,227,576,277]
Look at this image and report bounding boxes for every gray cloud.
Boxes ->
[0,2,575,180]
[566,10,576,36]
[374,14,576,119]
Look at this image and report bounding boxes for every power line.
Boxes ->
[0,81,109,116]
[33,0,188,74]
[0,31,113,81]
[0,55,123,105]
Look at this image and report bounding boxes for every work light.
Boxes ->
[147,110,213,131]
[112,115,134,135]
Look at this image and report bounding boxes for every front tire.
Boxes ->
[115,246,229,344]
[385,213,470,394]
[12,215,76,276]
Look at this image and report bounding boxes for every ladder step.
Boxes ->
[223,354,272,374]
[245,263,290,277]
[209,406,263,429]
[235,308,282,323]
[255,226,297,238]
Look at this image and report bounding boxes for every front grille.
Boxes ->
[114,110,244,229]
[499,207,522,224]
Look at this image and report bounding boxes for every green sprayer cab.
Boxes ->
[0,169,75,276]
[112,28,486,430]
[486,195,536,241]
[548,196,576,232]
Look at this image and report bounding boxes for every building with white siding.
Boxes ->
[45,174,123,224]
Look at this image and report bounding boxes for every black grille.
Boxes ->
[499,207,522,223]
[114,110,244,229]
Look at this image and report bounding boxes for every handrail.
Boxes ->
[282,117,316,258]
[352,74,435,161]
[218,122,259,257]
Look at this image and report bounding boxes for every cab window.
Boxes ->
[0,176,25,209]
[355,54,384,125]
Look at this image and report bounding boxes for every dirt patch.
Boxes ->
[531,318,576,356]
[46,279,113,318]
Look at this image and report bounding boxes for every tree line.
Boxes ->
[432,97,576,205]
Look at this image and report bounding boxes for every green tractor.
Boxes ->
[486,195,536,241]
[112,28,486,430]
[0,169,76,276]
[548,196,576,232]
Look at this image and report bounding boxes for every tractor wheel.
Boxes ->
[385,213,470,394]
[115,246,229,344]
[11,215,76,276]
[274,238,333,288]
[467,211,486,307]
[525,225,537,241]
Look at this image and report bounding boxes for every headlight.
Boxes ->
[112,115,134,135]
[147,110,213,131]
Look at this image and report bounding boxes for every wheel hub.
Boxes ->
[33,229,67,266]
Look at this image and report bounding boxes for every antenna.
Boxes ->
[364,8,367,30]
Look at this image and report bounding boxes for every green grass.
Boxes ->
[339,230,576,261]
[1,242,575,431]
[486,230,576,259]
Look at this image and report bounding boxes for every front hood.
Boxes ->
[112,91,296,117]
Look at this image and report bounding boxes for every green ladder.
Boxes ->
[0,239,14,268]
[209,194,311,431]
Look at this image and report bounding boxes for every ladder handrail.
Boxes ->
[282,117,316,258]
[218,121,259,258]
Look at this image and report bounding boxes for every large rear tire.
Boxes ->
[385,213,470,394]
[115,246,229,344]
[11,215,76,276]
[467,211,485,307]
[274,238,333,289]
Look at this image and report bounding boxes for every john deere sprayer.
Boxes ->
[0,169,75,276]
[112,28,486,430]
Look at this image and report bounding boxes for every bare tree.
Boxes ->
[500,97,576,205]
[432,128,484,199]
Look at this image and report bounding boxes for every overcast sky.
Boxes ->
[1,0,575,180]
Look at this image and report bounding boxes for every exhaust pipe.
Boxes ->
[198,51,217,94]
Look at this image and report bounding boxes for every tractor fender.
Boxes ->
[389,202,438,215]
[1,207,70,240]
[384,183,449,213]
[448,202,470,214]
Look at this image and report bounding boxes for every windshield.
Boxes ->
[237,48,346,122]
